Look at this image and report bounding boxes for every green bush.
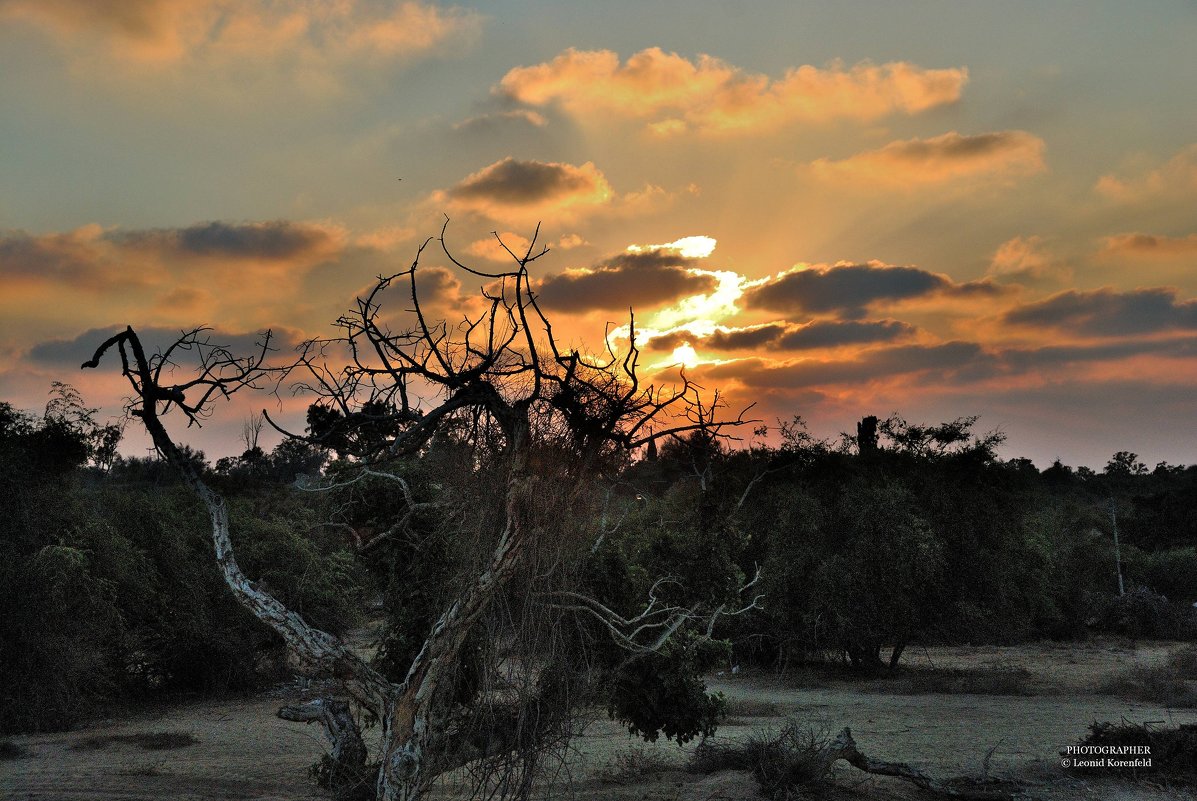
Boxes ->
[607,635,727,744]
[0,544,123,731]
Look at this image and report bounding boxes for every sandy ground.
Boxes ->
[4,639,1196,801]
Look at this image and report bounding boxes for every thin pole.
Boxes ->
[1109,498,1125,596]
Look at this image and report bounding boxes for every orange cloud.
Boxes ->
[0,0,207,61]
[986,236,1071,282]
[0,224,133,291]
[466,232,533,262]
[156,286,208,314]
[1,0,481,67]
[464,232,586,262]
[1100,232,1197,258]
[497,47,968,136]
[701,341,994,390]
[646,319,916,353]
[354,225,417,252]
[1096,144,1197,202]
[809,130,1046,185]
[555,233,587,250]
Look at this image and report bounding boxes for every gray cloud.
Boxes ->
[536,249,715,313]
[775,320,915,350]
[1002,337,1197,370]
[1001,287,1197,336]
[744,262,998,317]
[884,131,1031,162]
[446,158,607,206]
[0,221,340,296]
[452,109,548,135]
[647,319,913,352]
[30,325,305,368]
[705,325,785,349]
[116,220,339,261]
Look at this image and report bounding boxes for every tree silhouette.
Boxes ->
[83,223,754,800]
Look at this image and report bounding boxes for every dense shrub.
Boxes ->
[1073,721,1197,782]
[1125,547,1197,606]
[0,397,364,733]
[607,634,727,744]
[690,723,833,798]
[9,386,1197,742]
[1092,587,1197,640]
[0,543,124,731]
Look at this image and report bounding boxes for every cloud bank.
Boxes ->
[497,48,967,136]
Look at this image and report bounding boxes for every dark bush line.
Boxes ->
[689,724,834,797]
[0,741,28,760]
[70,732,198,751]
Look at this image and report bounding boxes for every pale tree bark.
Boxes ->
[278,698,368,789]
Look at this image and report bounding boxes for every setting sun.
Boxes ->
[668,342,700,368]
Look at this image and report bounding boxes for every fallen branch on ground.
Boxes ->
[827,727,1026,801]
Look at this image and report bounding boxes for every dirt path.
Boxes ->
[1,695,328,800]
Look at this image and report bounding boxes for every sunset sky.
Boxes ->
[2,1,1195,467]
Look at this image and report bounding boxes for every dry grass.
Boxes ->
[720,697,782,726]
[866,665,1035,696]
[1102,646,1197,708]
[113,762,167,777]
[690,723,832,799]
[597,747,677,785]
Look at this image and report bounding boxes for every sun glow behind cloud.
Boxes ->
[3,4,1197,467]
[605,236,751,366]
[627,235,717,259]
[647,268,745,331]
[666,343,699,369]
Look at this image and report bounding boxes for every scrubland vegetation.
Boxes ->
[3,387,1194,741]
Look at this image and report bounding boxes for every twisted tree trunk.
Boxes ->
[376,442,534,800]
[278,698,368,789]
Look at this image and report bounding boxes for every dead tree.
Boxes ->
[83,223,753,801]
